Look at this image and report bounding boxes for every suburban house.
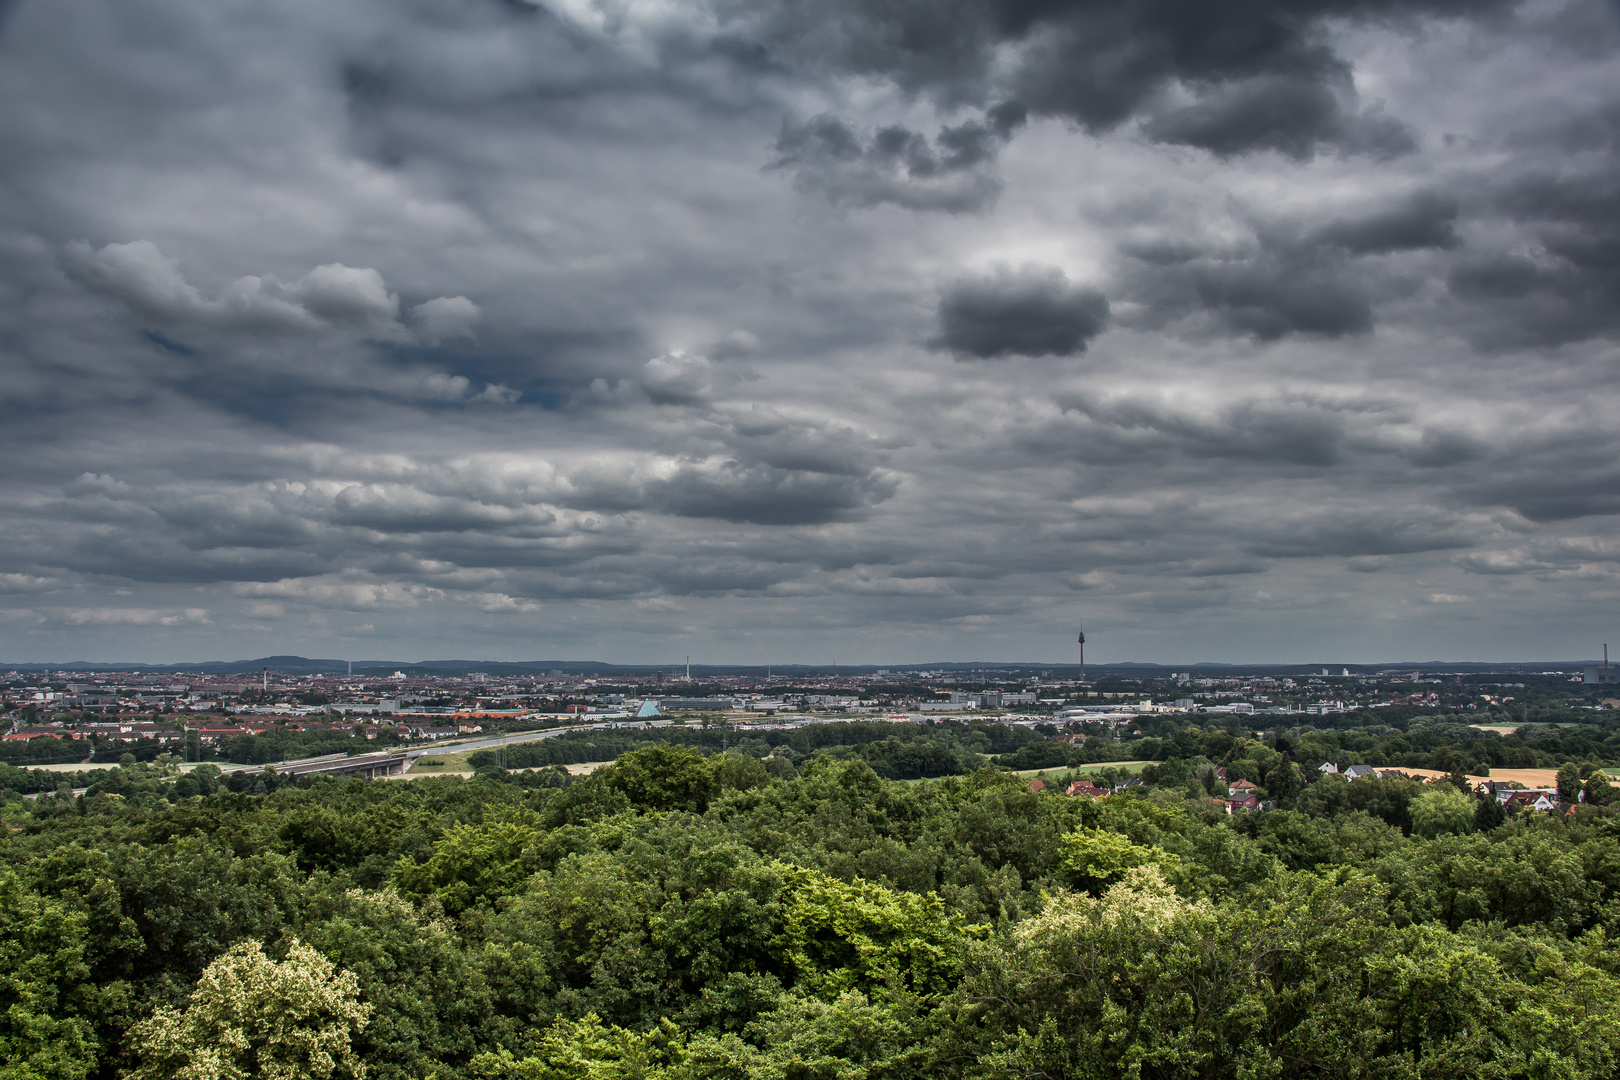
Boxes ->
[1066,779,1108,799]
[1501,788,1559,808]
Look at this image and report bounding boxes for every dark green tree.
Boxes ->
[1473,793,1506,831]
[1557,761,1582,802]
[1264,760,1302,802]
[602,745,718,812]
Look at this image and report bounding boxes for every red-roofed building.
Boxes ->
[1065,780,1107,799]
[186,723,272,742]
[2,727,80,741]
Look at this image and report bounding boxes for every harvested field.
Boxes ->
[1478,768,1565,788]
[1386,766,1616,788]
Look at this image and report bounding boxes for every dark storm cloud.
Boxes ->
[1,0,1619,661]
[770,109,1022,211]
[1185,257,1373,340]
[1140,70,1415,160]
[1242,512,1478,558]
[557,456,897,528]
[1123,235,1374,340]
[1457,428,1620,523]
[1403,428,1488,469]
[1446,168,1620,347]
[741,0,1507,158]
[648,460,898,524]
[724,406,883,476]
[1313,191,1462,254]
[1115,187,1471,341]
[559,406,899,525]
[934,265,1109,357]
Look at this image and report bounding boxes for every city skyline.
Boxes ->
[1,0,1617,663]
[0,651,1613,673]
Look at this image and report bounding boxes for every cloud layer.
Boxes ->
[0,0,1617,662]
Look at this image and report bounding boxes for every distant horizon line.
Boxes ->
[0,654,1607,672]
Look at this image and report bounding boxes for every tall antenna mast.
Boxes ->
[1077,623,1086,682]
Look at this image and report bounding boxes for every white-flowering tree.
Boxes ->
[127,939,369,1080]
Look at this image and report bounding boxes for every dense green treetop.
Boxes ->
[4,726,1620,1080]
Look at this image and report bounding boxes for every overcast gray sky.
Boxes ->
[1,0,1617,665]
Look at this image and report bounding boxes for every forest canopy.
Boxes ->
[4,719,1620,1080]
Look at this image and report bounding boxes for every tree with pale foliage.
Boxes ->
[127,939,370,1080]
[1059,826,1180,894]
[1409,785,1475,838]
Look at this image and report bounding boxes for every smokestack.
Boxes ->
[686,655,690,681]
[262,667,268,693]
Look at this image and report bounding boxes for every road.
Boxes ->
[22,716,680,796]
[407,718,673,758]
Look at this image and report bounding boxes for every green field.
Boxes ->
[1011,760,1149,779]
[409,749,481,771]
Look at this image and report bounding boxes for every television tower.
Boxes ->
[1077,624,1086,682]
